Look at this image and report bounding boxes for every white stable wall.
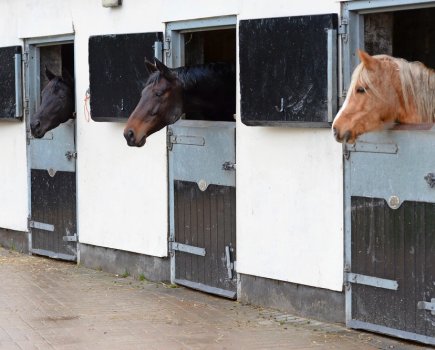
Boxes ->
[235,0,344,291]
[71,0,168,256]
[0,0,344,289]
[0,1,28,232]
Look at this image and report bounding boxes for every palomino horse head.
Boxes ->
[30,67,75,138]
[332,50,435,143]
[124,58,183,147]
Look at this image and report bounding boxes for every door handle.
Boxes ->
[222,161,236,171]
[424,173,435,188]
[65,151,77,161]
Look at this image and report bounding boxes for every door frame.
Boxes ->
[165,16,237,285]
[342,0,435,343]
[24,34,77,257]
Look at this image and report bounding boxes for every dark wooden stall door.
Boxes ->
[351,197,435,339]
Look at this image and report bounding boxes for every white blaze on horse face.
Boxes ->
[332,91,350,130]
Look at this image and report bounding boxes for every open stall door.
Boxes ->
[27,41,77,261]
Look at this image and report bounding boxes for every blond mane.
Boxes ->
[349,55,435,122]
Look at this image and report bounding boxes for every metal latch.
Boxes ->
[225,245,234,279]
[222,162,236,171]
[63,234,77,242]
[65,151,77,160]
[424,173,435,188]
[417,298,435,315]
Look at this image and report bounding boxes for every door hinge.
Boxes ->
[167,129,174,150]
[24,97,29,117]
[417,298,435,315]
[164,37,171,58]
[22,50,29,66]
[339,17,348,43]
[153,41,163,61]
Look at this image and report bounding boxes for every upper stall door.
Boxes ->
[239,14,338,127]
[27,42,77,261]
[0,46,23,121]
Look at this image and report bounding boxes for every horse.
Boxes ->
[123,58,235,147]
[30,67,75,138]
[332,50,435,144]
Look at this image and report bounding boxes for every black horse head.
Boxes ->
[124,58,235,147]
[30,67,75,138]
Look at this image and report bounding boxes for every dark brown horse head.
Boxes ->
[124,58,183,147]
[30,67,75,138]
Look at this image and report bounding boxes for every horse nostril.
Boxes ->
[343,130,352,143]
[32,120,40,129]
[332,127,338,137]
[125,129,135,143]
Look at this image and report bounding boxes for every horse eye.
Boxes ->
[356,87,366,94]
[155,91,163,97]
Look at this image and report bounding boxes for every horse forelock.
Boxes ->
[349,60,384,101]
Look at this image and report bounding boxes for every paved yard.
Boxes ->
[0,247,431,350]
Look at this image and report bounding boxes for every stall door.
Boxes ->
[345,129,435,345]
[169,120,236,299]
[27,43,77,261]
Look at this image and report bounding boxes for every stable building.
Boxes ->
[0,0,434,345]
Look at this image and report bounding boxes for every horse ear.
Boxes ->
[154,57,175,80]
[45,66,56,81]
[62,69,74,86]
[358,50,377,71]
[145,58,157,74]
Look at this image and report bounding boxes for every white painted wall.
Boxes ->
[71,0,168,256]
[0,1,28,232]
[0,0,344,288]
[236,0,344,291]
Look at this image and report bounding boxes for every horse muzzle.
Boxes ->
[30,120,45,139]
[124,129,146,147]
[332,128,354,144]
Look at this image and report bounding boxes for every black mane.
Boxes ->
[145,62,235,121]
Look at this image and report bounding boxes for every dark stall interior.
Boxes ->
[39,44,75,96]
[364,7,435,68]
[183,28,236,121]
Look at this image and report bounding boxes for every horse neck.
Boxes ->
[174,64,234,114]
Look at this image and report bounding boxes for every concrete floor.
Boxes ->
[0,247,431,350]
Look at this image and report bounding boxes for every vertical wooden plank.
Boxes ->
[203,185,212,287]
[383,198,398,329]
[424,203,435,337]
[415,203,427,335]
[174,181,185,280]
[210,186,218,288]
[217,187,226,286]
[394,201,406,331]
[403,201,417,332]
[189,183,198,283]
